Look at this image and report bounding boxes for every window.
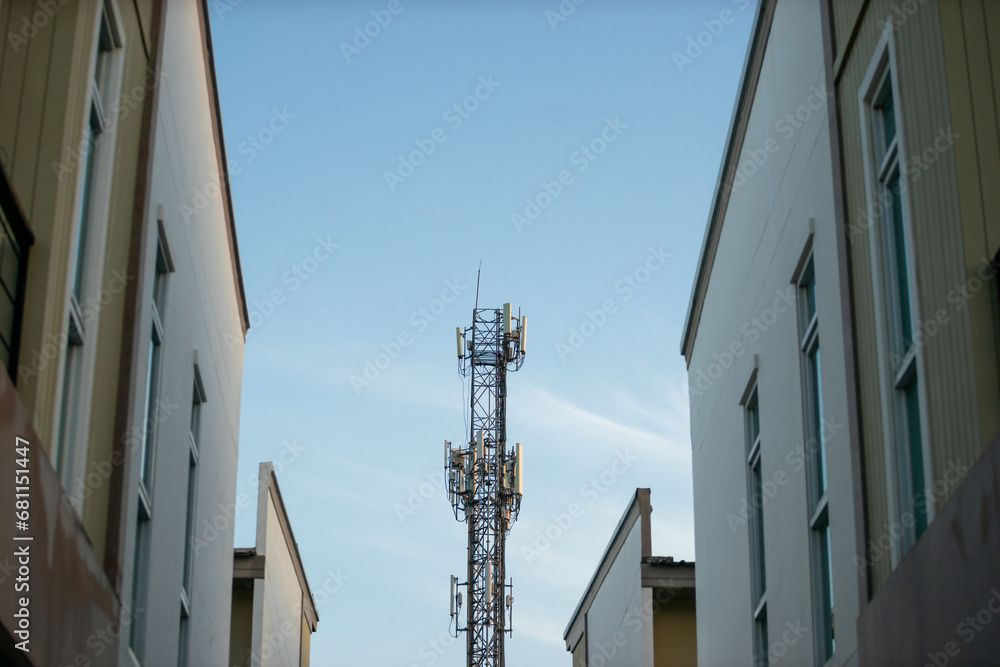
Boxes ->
[798,257,834,663]
[138,244,168,491]
[179,368,205,666]
[178,603,190,667]
[745,387,768,666]
[859,38,929,563]
[53,3,122,513]
[183,377,202,593]
[129,495,151,661]
[131,232,172,665]
[0,172,33,381]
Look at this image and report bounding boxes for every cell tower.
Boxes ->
[445,302,526,667]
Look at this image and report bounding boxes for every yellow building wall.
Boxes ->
[0,0,154,563]
[572,636,586,667]
[653,600,697,667]
[230,587,255,667]
[300,614,311,667]
[938,0,1000,448]
[79,0,155,568]
[832,0,996,590]
[0,0,96,453]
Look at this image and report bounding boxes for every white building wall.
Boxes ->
[117,1,246,665]
[688,1,859,666]
[255,485,304,667]
[586,520,644,667]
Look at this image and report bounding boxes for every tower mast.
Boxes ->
[446,303,526,667]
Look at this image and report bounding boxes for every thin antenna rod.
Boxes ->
[474,262,482,311]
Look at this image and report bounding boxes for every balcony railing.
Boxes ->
[0,164,34,383]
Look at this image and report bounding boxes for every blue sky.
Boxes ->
[209,1,755,664]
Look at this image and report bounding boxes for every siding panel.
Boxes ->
[833,0,985,591]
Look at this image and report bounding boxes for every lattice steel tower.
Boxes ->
[445,303,526,667]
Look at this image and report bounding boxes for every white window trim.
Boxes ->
[740,362,769,666]
[856,24,935,568]
[52,0,127,515]
[792,243,836,665]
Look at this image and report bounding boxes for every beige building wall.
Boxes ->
[564,491,696,667]
[0,0,160,664]
[0,0,157,568]
[231,586,255,667]
[233,463,318,667]
[652,600,696,667]
[938,0,1000,446]
[832,0,1000,591]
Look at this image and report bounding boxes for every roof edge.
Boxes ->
[259,463,320,629]
[563,488,652,645]
[196,0,250,336]
[680,0,776,362]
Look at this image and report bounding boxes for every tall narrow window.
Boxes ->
[745,388,768,666]
[131,233,171,665]
[0,172,33,380]
[862,51,928,559]
[798,257,834,662]
[129,497,151,661]
[138,245,167,490]
[179,370,205,667]
[53,5,121,512]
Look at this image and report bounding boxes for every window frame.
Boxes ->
[52,0,126,516]
[741,371,768,667]
[178,366,205,667]
[793,247,835,664]
[130,218,174,666]
[0,170,35,383]
[856,26,934,567]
